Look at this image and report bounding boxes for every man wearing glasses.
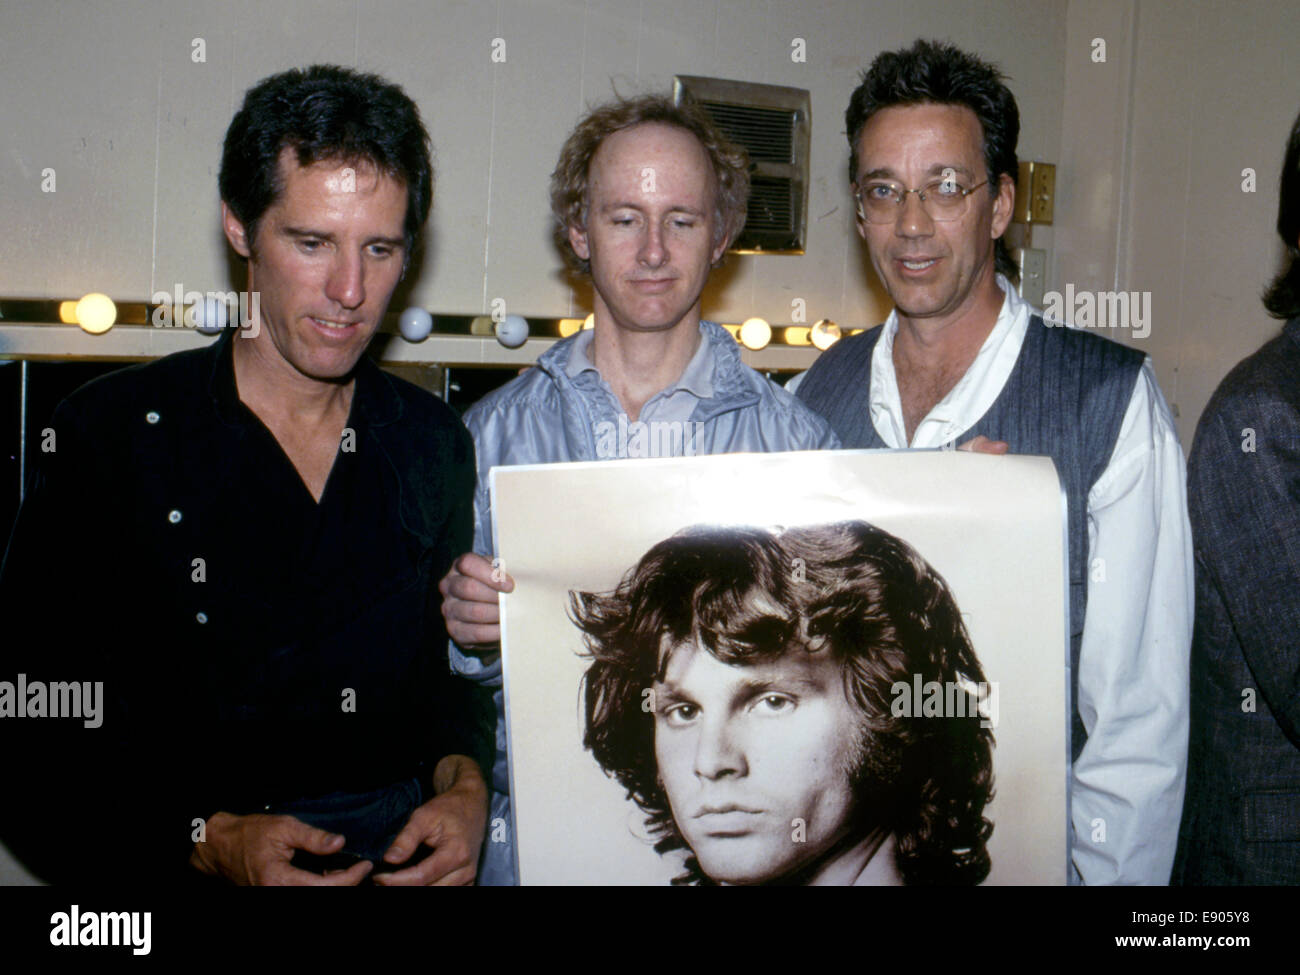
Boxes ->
[796,39,1193,886]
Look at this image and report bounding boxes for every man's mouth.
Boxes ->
[692,806,764,837]
[693,804,763,818]
[897,258,938,271]
[311,317,359,331]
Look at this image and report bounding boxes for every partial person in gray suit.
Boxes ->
[1174,106,1300,885]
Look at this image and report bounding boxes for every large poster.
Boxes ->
[494,450,1068,885]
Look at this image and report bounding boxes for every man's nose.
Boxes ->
[325,251,366,309]
[894,189,935,237]
[694,717,745,780]
[638,222,668,268]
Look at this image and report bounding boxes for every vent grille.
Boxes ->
[675,75,810,254]
[699,101,795,165]
[747,177,795,233]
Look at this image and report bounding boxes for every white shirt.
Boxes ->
[868,278,1193,885]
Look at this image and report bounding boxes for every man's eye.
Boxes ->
[299,239,323,251]
[670,219,696,230]
[865,184,898,200]
[754,694,795,715]
[661,703,698,726]
[368,245,394,258]
[929,179,962,197]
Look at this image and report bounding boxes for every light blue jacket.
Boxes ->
[450,319,838,883]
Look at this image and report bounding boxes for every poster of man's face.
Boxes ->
[495,451,1067,885]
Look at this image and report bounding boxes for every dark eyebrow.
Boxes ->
[652,680,692,708]
[926,163,977,181]
[858,168,900,184]
[281,226,405,248]
[736,675,818,697]
[857,164,978,184]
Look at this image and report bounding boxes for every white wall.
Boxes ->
[1054,0,1300,445]
[0,0,1068,336]
[6,0,1295,444]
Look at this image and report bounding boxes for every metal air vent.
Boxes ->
[674,75,810,254]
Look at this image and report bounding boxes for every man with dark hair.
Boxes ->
[0,65,491,885]
[219,64,435,268]
[572,521,995,886]
[439,93,837,884]
[795,39,1193,884]
[1173,106,1300,884]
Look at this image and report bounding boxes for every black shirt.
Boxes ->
[0,332,491,881]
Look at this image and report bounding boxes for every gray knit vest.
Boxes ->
[796,315,1144,760]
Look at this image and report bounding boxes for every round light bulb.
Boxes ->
[810,318,842,351]
[739,316,771,351]
[495,314,529,349]
[75,293,116,334]
[398,306,433,342]
[189,295,229,334]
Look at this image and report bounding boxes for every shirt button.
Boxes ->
[146,411,160,424]
[195,612,208,624]
[168,509,182,524]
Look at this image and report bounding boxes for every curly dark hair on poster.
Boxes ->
[571,521,995,885]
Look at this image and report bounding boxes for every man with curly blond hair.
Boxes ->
[439,94,837,884]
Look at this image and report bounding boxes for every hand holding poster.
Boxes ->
[494,450,1067,885]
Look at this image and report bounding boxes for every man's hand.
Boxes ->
[189,811,373,886]
[439,552,515,650]
[373,756,489,886]
[958,434,1009,454]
